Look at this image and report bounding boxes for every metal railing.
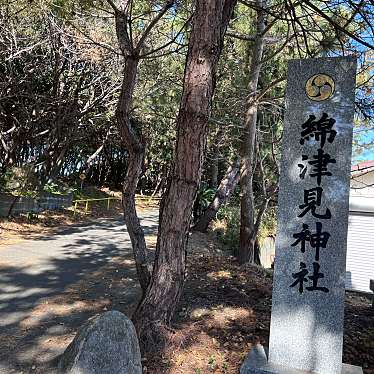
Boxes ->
[72,197,121,215]
[72,195,161,215]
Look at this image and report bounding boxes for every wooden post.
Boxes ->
[107,198,111,211]
[85,200,89,213]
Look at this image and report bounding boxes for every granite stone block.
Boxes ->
[267,57,359,374]
[241,345,363,374]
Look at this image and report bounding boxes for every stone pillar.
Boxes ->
[241,57,363,374]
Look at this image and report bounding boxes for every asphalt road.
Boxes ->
[0,210,159,373]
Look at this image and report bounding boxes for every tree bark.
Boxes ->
[116,56,151,294]
[193,158,240,232]
[209,128,223,188]
[210,157,219,189]
[47,144,69,183]
[237,0,267,265]
[113,1,176,295]
[132,0,237,350]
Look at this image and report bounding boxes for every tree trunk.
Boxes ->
[7,195,20,217]
[193,158,240,232]
[237,0,266,265]
[132,0,237,350]
[151,166,167,197]
[210,157,219,189]
[47,144,69,183]
[116,56,151,293]
[209,127,224,188]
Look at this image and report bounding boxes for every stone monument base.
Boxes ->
[240,345,363,374]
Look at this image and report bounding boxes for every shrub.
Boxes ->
[0,166,38,196]
[213,204,241,250]
[212,202,277,252]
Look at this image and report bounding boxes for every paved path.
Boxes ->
[0,210,159,373]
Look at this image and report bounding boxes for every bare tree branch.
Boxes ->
[136,0,175,51]
[302,0,374,50]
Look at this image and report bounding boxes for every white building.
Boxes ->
[347,160,374,293]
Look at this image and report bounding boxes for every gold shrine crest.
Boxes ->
[305,74,335,101]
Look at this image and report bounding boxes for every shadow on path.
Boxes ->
[0,210,159,373]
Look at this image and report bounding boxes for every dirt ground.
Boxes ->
[0,211,78,246]
[0,214,373,374]
[144,254,374,374]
